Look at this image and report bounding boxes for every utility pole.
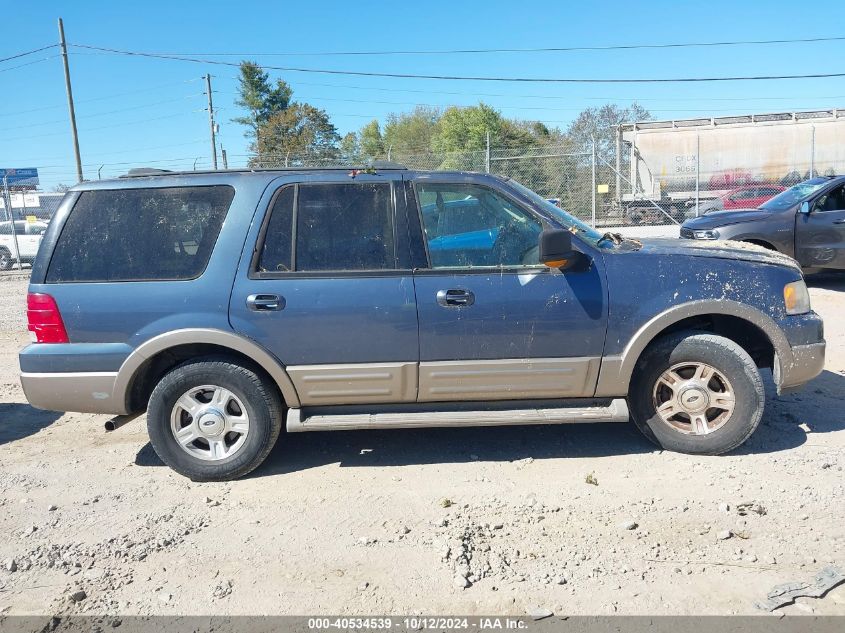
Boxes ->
[485,131,491,173]
[58,18,83,182]
[2,176,23,270]
[591,134,597,228]
[221,148,228,170]
[205,74,218,169]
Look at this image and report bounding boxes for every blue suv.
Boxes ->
[19,166,826,480]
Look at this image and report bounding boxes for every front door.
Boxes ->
[409,176,608,402]
[230,174,419,405]
[796,182,845,269]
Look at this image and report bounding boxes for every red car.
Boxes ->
[701,184,786,214]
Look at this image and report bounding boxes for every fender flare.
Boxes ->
[114,328,301,410]
[595,299,792,397]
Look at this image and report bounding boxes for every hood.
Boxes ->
[636,237,800,270]
[682,208,769,229]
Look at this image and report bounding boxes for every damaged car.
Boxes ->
[681,175,845,271]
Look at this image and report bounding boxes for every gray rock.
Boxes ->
[69,589,87,603]
[453,574,470,588]
[618,520,638,530]
[717,530,732,540]
[48,504,58,512]
[4,559,17,572]
[719,503,730,513]
[527,607,554,620]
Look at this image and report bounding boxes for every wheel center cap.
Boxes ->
[197,409,225,436]
[680,387,709,412]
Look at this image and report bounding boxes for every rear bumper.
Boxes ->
[20,371,127,414]
[776,341,826,393]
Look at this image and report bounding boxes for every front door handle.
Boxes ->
[246,293,285,311]
[833,219,845,225]
[436,289,475,307]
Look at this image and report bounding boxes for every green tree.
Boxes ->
[359,120,385,159]
[255,103,340,165]
[339,132,360,163]
[432,103,535,154]
[566,102,650,159]
[383,106,440,155]
[232,61,293,147]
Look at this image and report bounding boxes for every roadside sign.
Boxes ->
[0,168,39,188]
[596,184,609,194]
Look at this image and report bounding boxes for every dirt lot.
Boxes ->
[1,272,844,617]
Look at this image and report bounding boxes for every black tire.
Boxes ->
[628,332,764,455]
[147,358,283,481]
[0,248,12,271]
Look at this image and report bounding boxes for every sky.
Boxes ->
[1,0,844,189]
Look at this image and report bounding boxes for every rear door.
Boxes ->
[408,174,608,403]
[795,182,845,269]
[229,173,419,405]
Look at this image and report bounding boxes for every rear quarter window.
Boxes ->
[46,185,234,282]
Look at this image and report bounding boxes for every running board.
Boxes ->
[286,399,629,432]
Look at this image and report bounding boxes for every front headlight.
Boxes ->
[784,280,811,315]
[693,229,719,240]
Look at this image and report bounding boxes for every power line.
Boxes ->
[264,78,845,104]
[63,36,845,57]
[0,44,58,64]
[0,94,205,133]
[0,78,204,119]
[68,43,845,83]
[0,55,60,74]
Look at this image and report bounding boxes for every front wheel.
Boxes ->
[147,358,283,481]
[629,332,764,455]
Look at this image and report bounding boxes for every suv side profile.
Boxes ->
[20,167,826,481]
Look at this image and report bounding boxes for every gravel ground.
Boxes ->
[1,273,844,616]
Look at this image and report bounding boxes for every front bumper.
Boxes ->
[775,340,826,393]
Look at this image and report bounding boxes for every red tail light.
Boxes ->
[27,293,69,343]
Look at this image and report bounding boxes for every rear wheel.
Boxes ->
[147,358,283,481]
[629,332,764,455]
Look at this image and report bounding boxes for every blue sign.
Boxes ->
[0,168,39,187]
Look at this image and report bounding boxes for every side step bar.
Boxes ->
[286,399,629,432]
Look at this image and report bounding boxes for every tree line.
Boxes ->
[233,60,650,167]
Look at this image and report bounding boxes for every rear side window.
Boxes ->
[46,186,234,282]
[257,182,396,273]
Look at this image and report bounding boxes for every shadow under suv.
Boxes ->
[19,166,826,480]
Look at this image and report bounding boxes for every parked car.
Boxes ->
[20,167,825,481]
[694,184,786,215]
[0,220,48,270]
[681,176,845,270]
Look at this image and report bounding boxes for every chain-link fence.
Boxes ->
[0,190,64,272]
[248,142,629,228]
[619,108,845,225]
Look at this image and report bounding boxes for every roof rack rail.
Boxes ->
[121,168,174,178]
[366,160,407,169]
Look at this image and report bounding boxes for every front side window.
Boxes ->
[46,186,234,282]
[258,182,396,272]
[416,183,542,268]
[815,184,845,212]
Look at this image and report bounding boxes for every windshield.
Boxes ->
[760,178,832,211]
[506,179,606,246]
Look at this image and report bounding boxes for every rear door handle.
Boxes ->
[436,289,475,307]
[246,293,285,311]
